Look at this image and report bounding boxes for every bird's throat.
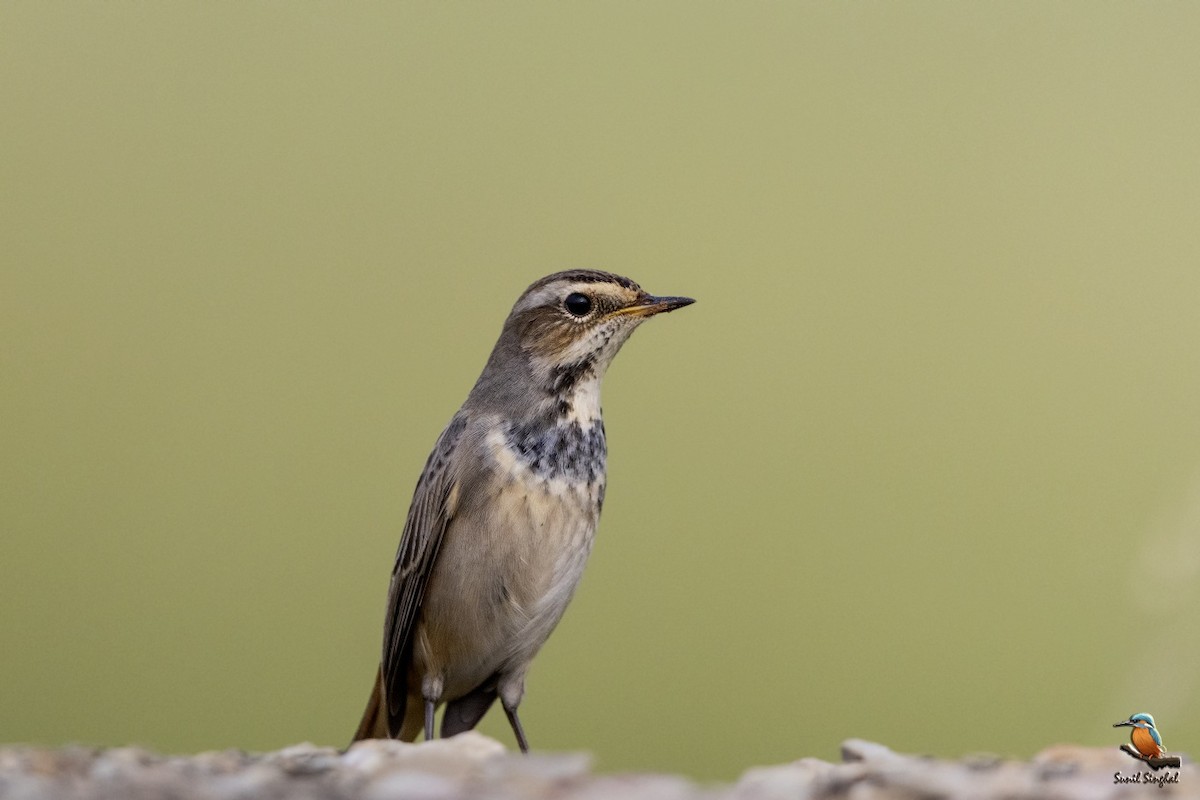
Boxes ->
[544,354,604,425]
[559,375,603,426]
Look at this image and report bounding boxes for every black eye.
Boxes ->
[564,292,592,317]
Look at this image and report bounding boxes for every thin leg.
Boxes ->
[503,703,530,754]
[424,698,436,742]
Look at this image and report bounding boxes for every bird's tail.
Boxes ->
[351,665,389,743]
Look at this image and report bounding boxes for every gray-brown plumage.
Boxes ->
[352,269,693,751]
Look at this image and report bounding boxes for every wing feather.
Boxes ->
[381,413,469,735]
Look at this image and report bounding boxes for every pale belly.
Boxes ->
[412,456,603,701]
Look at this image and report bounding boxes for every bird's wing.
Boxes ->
[1150,726,1164,748]
[381,413,469,735]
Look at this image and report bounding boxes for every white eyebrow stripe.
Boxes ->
[512,282,609,316]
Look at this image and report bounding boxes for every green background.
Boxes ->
[3,2,1197,780]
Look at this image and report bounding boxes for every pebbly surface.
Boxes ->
[0,732,1193,799]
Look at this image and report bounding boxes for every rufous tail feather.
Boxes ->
[351,665,389,743]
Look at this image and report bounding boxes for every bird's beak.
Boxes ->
[610,294,696,319]
[1114,720,1134,728]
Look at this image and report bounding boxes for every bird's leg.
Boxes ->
[421,675,444,743]
[497,674,529,753]
[502,702,530,754]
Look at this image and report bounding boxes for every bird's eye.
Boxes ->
[564,292,592,317]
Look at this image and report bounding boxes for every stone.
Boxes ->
[0,735,1193,799]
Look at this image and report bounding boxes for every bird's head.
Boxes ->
[507,269,693,369]
[469,269,693,418]
[1114,713,1157,730]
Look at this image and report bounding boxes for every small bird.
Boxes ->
[352,269,693,751]
[1114,713,1166,759]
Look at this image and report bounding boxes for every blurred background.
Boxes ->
[3,2,1198,781]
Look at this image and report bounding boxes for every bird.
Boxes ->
[351,269,694,752]
[1114,713,1166,759]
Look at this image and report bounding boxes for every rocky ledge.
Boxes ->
[0,733,1193,799]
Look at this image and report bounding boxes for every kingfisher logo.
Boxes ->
[1113,712,1181,771]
